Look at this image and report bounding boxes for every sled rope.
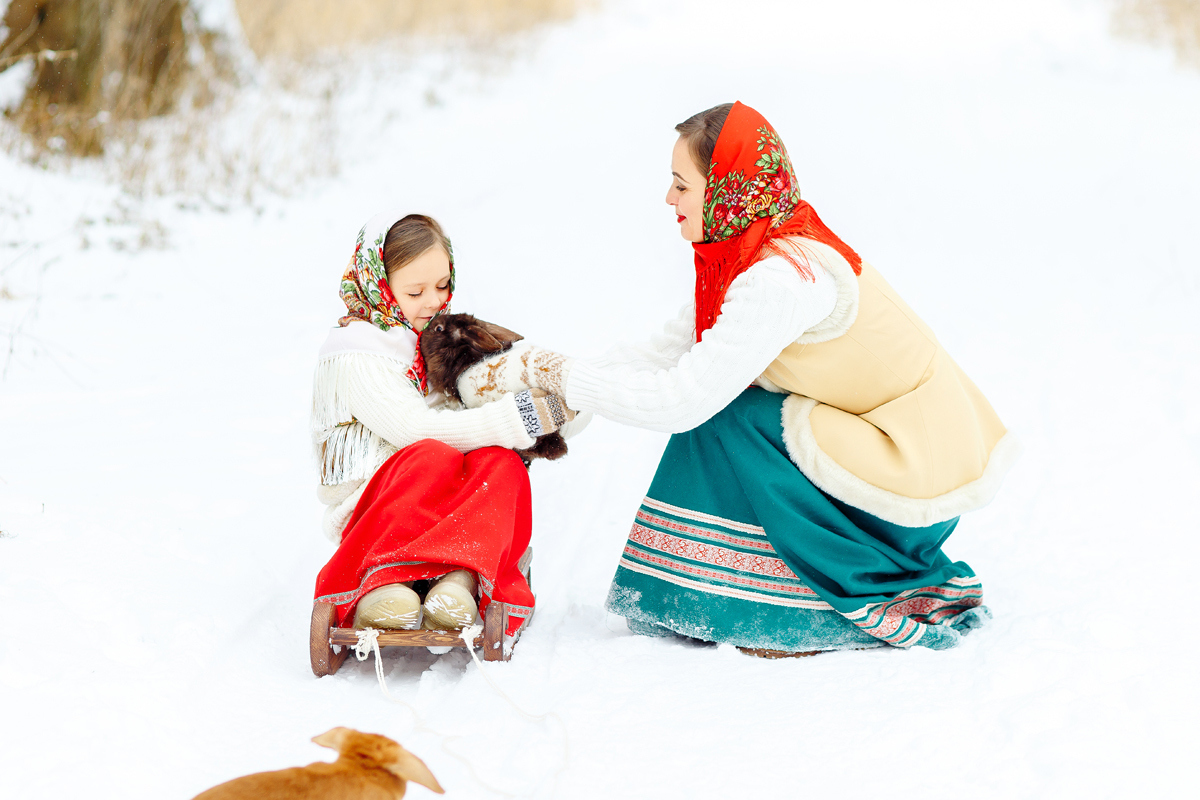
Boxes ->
[459,623,571,792]
[352,629,517,796]
[352,627,569,798]
[459,624,544,722]
[353,628,408,703]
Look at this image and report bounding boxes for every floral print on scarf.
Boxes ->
[702,125,802,244]
[691,102,861,340]
[337,215,455,394]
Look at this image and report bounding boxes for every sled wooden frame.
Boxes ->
[310,547,534,676]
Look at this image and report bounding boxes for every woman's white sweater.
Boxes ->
[564,253,839,432]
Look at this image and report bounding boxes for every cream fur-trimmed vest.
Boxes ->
[757,239,1019,527]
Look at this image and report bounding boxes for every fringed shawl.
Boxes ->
[692,102,862,340]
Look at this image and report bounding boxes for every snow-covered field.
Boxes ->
[2,1,1197,797]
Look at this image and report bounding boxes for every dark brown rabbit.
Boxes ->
[420,314,568,462]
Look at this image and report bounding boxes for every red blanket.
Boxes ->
[314,439,535,637]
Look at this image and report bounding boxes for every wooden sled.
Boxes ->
[310,547,533,676]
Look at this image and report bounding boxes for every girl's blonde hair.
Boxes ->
[382,214,451,275]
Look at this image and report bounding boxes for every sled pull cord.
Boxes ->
[353,628,408,704]
[459,624,572,793]
[351,629,523,797]
[460,624,555,725]
[353,627,570,795]
[352,628,563,797]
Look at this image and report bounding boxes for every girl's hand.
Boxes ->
[457,342,573,408]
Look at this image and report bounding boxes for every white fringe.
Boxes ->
[312,353,400,486]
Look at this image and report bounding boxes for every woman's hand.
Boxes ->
[457,341,573,409]
[514,389,576,438]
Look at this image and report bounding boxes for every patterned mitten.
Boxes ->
[513,389,576,438]
[457,341,574,409]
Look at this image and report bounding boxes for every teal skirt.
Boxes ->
[605,388,989,651]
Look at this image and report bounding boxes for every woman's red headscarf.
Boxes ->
[691,102,862,340]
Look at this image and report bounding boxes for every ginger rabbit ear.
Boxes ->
[386,748,446,794]
[311,727,353,752]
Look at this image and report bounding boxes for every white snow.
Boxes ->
[1,0,1197,797]
[0,59,29,111]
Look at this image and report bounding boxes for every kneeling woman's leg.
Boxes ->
[607,391,881,652]
[607,388,985,652]
[314,439,535,637]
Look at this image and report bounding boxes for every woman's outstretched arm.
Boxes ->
[564,257,837,433]
[587,302,696,373]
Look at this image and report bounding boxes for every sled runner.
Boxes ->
[310,547,534,676]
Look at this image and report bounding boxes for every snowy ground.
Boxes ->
[2,0,1198,797]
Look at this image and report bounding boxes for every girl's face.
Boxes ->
[387,246,451,331]
[665,136,707,243]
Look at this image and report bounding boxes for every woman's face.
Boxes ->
[666,136,707,243]
[387,246,451,330]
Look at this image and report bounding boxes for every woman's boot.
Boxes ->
[422,569,479,629]
[354,582,422,629]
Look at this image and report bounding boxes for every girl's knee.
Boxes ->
[407,438,461,462]
[475,446,528,480]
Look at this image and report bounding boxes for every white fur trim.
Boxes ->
[751,239,859,392]
[779,395,1023,527]
[753,374,788,394]
[783,238,860,345]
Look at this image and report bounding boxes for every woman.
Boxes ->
[459,102,1018,655]
[310,211,578,639]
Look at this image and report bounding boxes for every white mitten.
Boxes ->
[458,341,574,409]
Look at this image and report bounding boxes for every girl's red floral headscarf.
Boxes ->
[338,211,455,394]
[691,101,862,340]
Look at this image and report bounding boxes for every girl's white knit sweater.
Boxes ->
[564,251,840,432]
[312,321,537,541]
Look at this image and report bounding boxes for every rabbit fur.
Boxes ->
[420,313,568,462]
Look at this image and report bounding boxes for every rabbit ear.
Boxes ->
[312,727,353,752]
[385,747,446,794]
[474,319,524,349]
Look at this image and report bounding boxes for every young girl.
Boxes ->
[310,211,578,638]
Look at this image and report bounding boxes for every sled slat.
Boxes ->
[328,628,485,648]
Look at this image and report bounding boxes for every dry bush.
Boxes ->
[234,0,582,60]
[1113,0,1200,67]
[0,0,586,205]
[0,0,225,156]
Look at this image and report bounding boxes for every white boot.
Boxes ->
[422,569,479,630]
[354,583,422,629]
